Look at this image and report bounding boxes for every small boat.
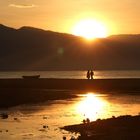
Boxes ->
[0,113,8,119]
[22,75,40,79]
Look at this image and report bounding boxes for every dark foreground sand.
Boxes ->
[62,115,140,140]
[0,78,140,90]
[0,78,140,108]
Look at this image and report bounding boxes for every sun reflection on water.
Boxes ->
[76,92,108,121]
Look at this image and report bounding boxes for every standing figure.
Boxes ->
[90,70,94,79]
[86,70,90,79]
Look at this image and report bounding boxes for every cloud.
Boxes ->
[9,4,36,8]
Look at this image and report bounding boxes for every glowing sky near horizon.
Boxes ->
[0,0,140,35]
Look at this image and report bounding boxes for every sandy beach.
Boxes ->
[0,79,140,140]
[0,78,140,90]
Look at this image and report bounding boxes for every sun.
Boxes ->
[72,19,108,40]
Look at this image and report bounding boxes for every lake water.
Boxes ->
[0,70,140,79]
[0,91,140,140]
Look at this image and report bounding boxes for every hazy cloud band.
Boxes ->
[9,4,36,8]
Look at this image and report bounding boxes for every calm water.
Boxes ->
[0,91,140,140]
[0,70,140,79]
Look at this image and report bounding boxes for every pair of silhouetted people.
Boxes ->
[87,70,94,79]
[83,118,90,124]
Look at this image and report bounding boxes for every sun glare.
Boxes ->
[76,93,106,121]
[72,19,108,40]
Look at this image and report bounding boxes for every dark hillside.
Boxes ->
[0,24,140,70]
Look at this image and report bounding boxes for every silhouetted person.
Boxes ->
[90,70,94,79]
[86,118,90,123]
[82,119,86,124]
[86,70,90,79]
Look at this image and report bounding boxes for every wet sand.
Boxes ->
[0,78,140,108]
[0,89,77,108]
[62,115,140,140]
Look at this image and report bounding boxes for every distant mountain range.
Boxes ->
[0,24,140,70]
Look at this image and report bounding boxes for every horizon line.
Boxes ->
[0,23,140,37]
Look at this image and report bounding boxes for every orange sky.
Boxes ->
[0,0,140,35]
